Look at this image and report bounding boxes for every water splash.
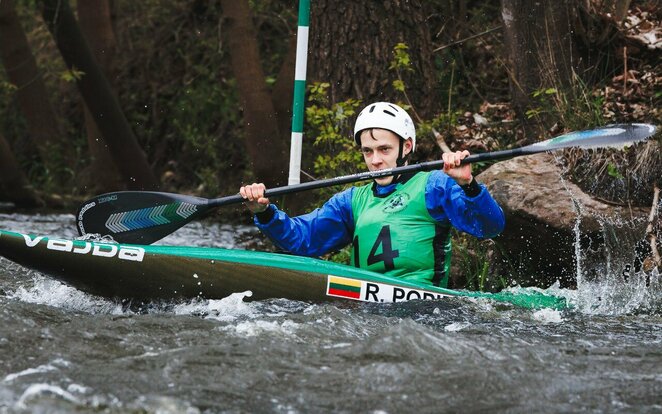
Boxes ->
[566,212,660,315]
[565,268,661,315]
[552,153,660,316]
[15,384,82,410]
[531,307,564,323]
[3,359,70,383]
[173,291,257,321]
[7,276,125,314]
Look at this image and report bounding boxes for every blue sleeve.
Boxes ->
[425,170,505,239]
[253,187,355,257]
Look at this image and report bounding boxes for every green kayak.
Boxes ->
[0,229,567,309]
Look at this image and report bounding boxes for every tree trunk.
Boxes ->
[271,33,296,151]
[220,0,288,187]
[39,0,159,190]
[307,0,439,116]
[501,0,582,141]
[0,132,43,207]
[77,0,123,192]
[0,0,69,178]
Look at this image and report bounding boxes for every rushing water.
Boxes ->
[0,213,660,413]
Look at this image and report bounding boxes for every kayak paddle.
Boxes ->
[77,123,657,244]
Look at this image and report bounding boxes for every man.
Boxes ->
[240,102,504,288]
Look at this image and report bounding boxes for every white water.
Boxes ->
[0,212,660,413]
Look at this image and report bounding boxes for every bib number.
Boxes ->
[353,225,400,271]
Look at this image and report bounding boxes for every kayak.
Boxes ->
[0,229,567,310]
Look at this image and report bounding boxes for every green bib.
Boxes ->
[350,172,451,287]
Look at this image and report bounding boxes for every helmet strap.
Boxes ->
[396,138,409,167]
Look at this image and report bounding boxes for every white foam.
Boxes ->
[229,319,301,337]
[444,322,472,332]
[8,276,124,314]
[3,359,71,383]
[173,291,256,321]
[572,269,660,315]
[532,308,564,324]
[15,383,81,409]
[4,365,57,383]
[66,383,91,394]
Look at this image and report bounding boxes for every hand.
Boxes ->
[239,183,270,214]
[442,150,473,185]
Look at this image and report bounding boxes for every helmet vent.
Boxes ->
[369,105,376,113]
[382,109,396,117]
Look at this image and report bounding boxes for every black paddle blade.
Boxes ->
[76,192,209,244]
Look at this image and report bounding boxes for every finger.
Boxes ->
[256,183,266,197]
[454,151,463,166]
[444,153,459,168]
[244,183,256,199]
[250,185,263,201]
[442,153,452,171]
[241,186,255,201]
[241,185,251,201]
[255,183,267,199]
[248,186,261,201]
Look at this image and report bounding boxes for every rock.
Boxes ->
[476,152,649,288]
[472,113,488,126]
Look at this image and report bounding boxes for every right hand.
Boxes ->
[239,183,270,214]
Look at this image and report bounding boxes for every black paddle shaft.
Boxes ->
[208,148,524,208]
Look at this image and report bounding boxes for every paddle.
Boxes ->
[77,123,657,244]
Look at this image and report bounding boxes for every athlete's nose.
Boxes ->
[371,152,383,167]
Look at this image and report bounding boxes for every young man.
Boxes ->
[239,102,504,288]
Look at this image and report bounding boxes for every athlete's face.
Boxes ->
[359,128,412,185]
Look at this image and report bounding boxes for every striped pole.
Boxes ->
[287,0,310,185]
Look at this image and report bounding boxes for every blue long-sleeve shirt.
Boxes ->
[253,170,505,257]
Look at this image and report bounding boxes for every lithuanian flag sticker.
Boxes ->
[326,276,362,299]
[326,275,451,303]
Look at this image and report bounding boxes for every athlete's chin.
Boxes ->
[374,177,394,186]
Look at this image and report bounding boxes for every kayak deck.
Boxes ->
[0,229,567,309]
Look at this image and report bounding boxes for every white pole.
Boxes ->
[287,0,310,185]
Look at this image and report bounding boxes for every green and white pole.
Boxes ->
[287,0,310,185]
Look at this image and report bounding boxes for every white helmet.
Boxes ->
[353,102,416,151]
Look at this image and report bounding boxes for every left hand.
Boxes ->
[442,150,473,185]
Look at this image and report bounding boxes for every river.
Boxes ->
[0,213,660,413]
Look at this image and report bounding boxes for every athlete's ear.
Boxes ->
[403,138,413,156]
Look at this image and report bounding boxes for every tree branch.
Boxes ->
[432,26,502,53]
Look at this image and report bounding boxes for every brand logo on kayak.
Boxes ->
[22,235,145,262]
[383,193,410,214]
[326,275,448,303]
[97,195,118,204]
[77,201,96,234]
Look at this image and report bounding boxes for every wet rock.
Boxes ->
[477,152,649,288]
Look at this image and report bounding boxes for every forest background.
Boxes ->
[0,0,660,286]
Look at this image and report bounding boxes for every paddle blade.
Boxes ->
[76,192,209,244]
[526,123,657,153]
